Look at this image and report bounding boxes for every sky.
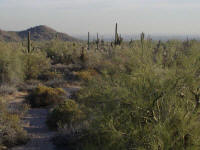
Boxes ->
[0,0,200,36]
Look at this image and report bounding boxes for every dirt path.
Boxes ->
[11,108,56,150]
[9,86,80,150]
[9,92,56,150]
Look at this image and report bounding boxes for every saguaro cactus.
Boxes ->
[80,47,85,62]
[28,31,31,53]
[140,32,145,56]
[96,33,99,50]
[114,23,123,46]
[115,23,118,45]
[141,32,145,46]
[88,32,90,50]
[129,39,133,45]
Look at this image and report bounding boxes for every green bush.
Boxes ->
[76,71,200,150]
[47,99,85,130]
[56,40,200,150]
[0,42,24,84]
[43,40,81,65]
[23,51,51,80]
[75,69,98,81]
[26,85,66,107]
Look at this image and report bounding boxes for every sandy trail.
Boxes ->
[11,108,56,150]
[9,92,56,150]
[9,86,80,150]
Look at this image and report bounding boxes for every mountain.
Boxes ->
[0,25,77,42]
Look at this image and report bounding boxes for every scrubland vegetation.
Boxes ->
[0,99,28,149]
[1,36,200,149]
[26,85,66,107]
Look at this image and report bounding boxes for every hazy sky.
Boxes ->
[0,0,200,36]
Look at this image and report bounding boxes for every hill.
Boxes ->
[0,25,77,42]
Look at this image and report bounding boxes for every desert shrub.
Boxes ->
[23,51,51,80]
[75,69,98,81]
[81,50,103,69]
[0,99,28,149]
[76,70,200,150]
[48,64,82,82]
[8,101,30,116]
[43,40,81,65]
[54,41,200,150]
[47,99,85,129]
[26,85,66,107]
[0,42,24,84]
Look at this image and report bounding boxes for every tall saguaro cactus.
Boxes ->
[96,33,99,50]
[140,32,145,57]
[115,23,118,45]
[114,23,123,46]
[88,32,90,50]
[28,31,31,53]
[141,32,145,46]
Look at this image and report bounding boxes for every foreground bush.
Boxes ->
[53,40,200,150]
[26,85,66,107]
[47,99,85,130]
[0,100,28,149]
[76,72,200,150]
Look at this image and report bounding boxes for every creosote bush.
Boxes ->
[0,42,24,84]
[23,51,51,80]
[75,69,98,81]
[43,40,81,65]
[26,85,66,107]
[47,99,85,130]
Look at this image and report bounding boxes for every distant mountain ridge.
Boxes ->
[0,25,77,42]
